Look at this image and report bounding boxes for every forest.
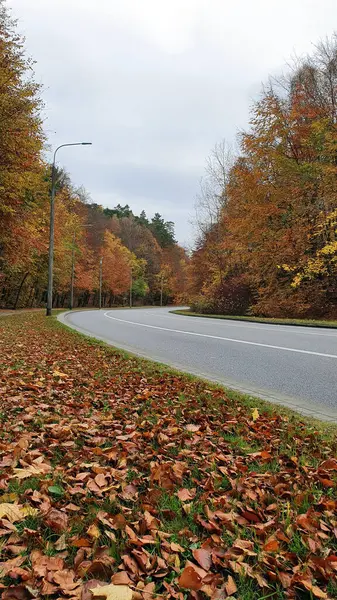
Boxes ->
[1,0,337,318]
[0,2,189,310]
[190,38,337,319]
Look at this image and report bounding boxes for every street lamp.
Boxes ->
[46,142,92,316]
[160,273,164,307]
[129,266,132,309]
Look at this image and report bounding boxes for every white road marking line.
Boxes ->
[161,314,337,337]
[114,308,337,337]
[103,312,337,359]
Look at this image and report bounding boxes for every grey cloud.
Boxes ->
[8,0,337,243]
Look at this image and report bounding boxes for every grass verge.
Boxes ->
[0,312,337,599]
[171,309,337,329]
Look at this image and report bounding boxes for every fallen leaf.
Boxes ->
[95,473,107,488]
[53,370,69,378]
[178,566,202,590]
[319,459,337,471]
[48,485,65,497]
[225,576,237,596]
[91,583,133,600]
[81,580,108,600]
[192,548,212,571]
[111,572,131,585]
[263,539,279,552]
[1,585,33,600]
[251,408,259,422]
[177,488,196,502]
[12,461,51,479]
[45,508,68,532]
[170,542,185,552]
[185,424,200,432]
[87,523,101,539]
[0,503,37,523]
[55,534,67,551]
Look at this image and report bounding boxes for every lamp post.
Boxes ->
[129,266,132,309]
[160,274,163,307]
[46,142,92,316]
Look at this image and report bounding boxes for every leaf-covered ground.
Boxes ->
[1,313,337,600]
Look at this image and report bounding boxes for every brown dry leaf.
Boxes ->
[225,576,237,596]
[121,484,138,501]
[53,568,80,590]
[301,580,327,598]
[111,572,131,585]
[278,572,292,589]
[91,583,133,600]
[0,556,25,577]
[177,488,196,502]
[95,473,107,488]
[142,582,156,600]
[192,548,211,571]
[1,585,34,600]
[178,566,202,590]
[45,508,68,532]
[40,579,58,595]
[170,542,185,553]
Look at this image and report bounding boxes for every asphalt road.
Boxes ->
[61,307,337,421]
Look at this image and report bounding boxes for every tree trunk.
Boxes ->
[13,272,29,310]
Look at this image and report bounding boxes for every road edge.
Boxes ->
[170,309,337,330]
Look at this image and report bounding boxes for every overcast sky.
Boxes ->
[7,0,337,245]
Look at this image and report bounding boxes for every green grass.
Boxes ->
[7,477,41,494]
[158,492,204,539]
[171,309,337,329]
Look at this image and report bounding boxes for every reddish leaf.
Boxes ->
[263,539,279,552]
[1,586,33,600]
[319,459,337,471]
[192,548,212,571]
[178,566,202,590]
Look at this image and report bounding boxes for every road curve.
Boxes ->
[60,307,337,422]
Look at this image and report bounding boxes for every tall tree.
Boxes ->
[150,213,176,247]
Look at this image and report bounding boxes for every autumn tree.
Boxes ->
[0,0,46,308]
[191,36,337,318]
